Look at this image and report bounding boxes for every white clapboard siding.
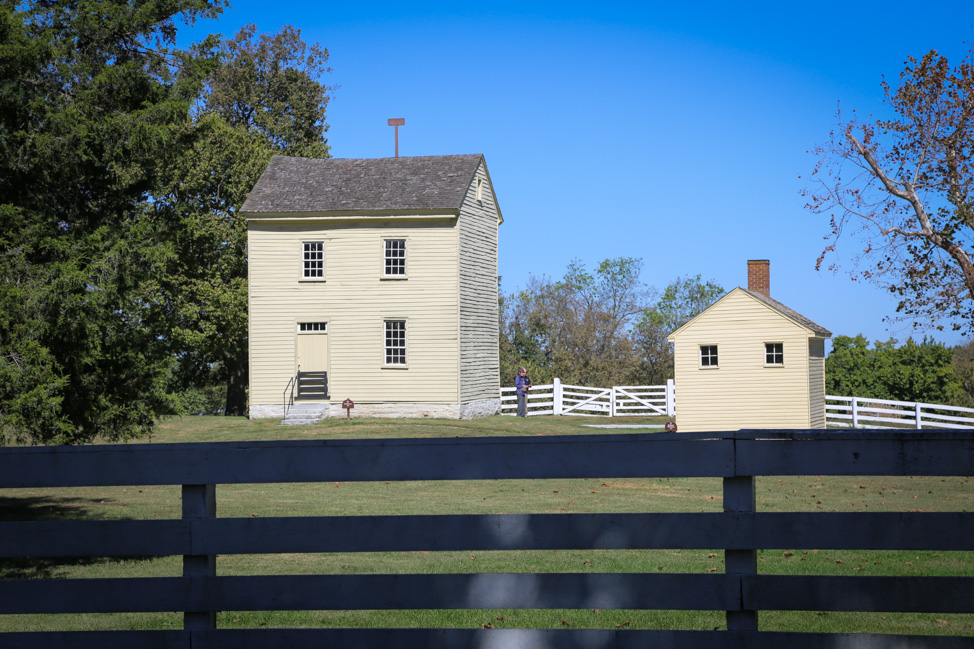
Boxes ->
[458,160,501,404]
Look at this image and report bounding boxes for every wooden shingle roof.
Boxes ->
[742,288,832,337]
[241,154,485,214]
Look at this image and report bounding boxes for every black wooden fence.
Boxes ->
[2,430,974,648]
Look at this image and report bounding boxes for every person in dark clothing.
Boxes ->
[515,367,532,417]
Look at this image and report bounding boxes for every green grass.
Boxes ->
[2,415,973,635]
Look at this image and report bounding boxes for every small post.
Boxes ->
[915,402,923,429]
[387,118,405,157]
[553,378,562,416]
[724,437,757,632]
[666,379,675,417]
[183,484,216,630]
[851,398,859,428]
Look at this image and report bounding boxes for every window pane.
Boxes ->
[303,242,324,278]
[700,345,718,367]
[384,239,406,275]
[385,320,406,364]
[765,343,783,365]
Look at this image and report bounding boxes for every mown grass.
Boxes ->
[1,414,973,635]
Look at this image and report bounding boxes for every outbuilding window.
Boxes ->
[765,342,784,365]
[700,345,718,367]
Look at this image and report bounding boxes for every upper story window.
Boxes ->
[297,322,327,333]
[765,342,784,365]
[384,320,406,365]
[302,241,324,278]
[700,345,718,368]
[476,177,483,202]
[384,239,406,276]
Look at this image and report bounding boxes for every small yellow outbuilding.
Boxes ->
[666,260,831,432]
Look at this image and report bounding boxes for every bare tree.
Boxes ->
[805,46,974,334]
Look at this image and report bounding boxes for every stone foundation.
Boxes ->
[250,399,501,420]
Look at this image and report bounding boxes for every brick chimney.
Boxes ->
[747,260,770,298]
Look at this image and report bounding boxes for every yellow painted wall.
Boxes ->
[248,217,461,406]
[670,289,826,432]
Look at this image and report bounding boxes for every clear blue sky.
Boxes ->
[181,1,973,350]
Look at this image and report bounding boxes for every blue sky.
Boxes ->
[181,1,973,350]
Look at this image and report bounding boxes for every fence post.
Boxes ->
[666,379,675,417]
[183,484,216,630]
[915,402,923,429]
[851,398,859,428]
[724,436,757,632]
[554,378,562,416]
[609,388,616,417]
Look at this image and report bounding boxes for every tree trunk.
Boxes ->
[224,350,248,416]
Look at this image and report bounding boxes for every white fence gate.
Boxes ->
[500,379,675,417]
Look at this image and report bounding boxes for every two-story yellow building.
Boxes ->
[242,154,503,420]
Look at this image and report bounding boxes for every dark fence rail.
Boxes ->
[2,430,974,648]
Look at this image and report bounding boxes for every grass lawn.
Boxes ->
[2,414,973,636]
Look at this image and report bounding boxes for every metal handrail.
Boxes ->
[283,367,298,419]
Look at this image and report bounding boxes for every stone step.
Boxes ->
[281,403,328,426]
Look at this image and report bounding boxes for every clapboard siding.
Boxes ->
[458,161,500,404]
[248,219,460,406]
[670,289,828,432]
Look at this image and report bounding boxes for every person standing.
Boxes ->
[515,367,532,417]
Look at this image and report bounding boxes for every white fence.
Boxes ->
[826,395,974,430]
[500,379,675,417]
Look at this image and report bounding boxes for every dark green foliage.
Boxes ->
[826,335,964,405]
[0,1,225,444]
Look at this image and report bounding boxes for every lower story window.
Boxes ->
[298,322,327,332]
[700,345,718,367]
[385,320,406,365]
[765,342,783,365]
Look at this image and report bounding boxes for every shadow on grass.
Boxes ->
[0,494,144,580]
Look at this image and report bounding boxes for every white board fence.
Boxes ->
[826,395,974,430]
[500,379,675,417]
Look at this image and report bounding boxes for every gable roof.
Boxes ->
[667,287,831,340]
[241,154,490,215]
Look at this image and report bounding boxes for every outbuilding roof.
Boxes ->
[742,288,832,337]
[667,287,832,340]
[241,154,486,214]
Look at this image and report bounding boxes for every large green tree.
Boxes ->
[0,0,225,444]
[806,46,974,334]
[150,24,333,415]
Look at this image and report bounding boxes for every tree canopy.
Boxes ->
[805,46,974,334]
[0,2,333,443]
[500,261,723,387]
[825,335,963,405]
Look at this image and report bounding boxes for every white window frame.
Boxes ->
[383,319,407,367]
[301,241,325,280]
[765,342,784,366]
[700,344,718,368]
[382,238,407,279]
[476,177,483,202]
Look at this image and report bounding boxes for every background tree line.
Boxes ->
[0,1,332,444]
[499,257,724,388]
